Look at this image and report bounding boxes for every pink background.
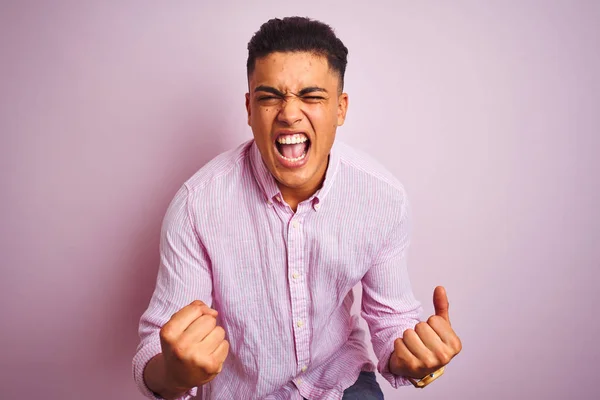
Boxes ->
[1,1,599,399]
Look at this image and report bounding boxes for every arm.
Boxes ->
[362,192,462,388]
[360,192,423,388]
[132,184,218,399]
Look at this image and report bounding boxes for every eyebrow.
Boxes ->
[254,85,328,97]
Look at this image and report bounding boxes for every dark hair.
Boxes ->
[247,17,349,92]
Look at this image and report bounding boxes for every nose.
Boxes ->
[276,96,303,126]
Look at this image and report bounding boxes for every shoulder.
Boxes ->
[183,140,253,193]
[335,141,409,207]
[164,140,253,219]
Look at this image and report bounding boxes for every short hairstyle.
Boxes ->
[246,17,349,92]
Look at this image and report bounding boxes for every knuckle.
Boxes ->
[452,337,463,353]
[213,325,226,337]
[192,353,207,368]
[415,322,428,332]
[423,355,437,369]
[204,357,220,374]
[160,325,176,343]
[407,358,420,372]
[201,315,217,332]
[403,328,415,338]
[435,350,451,365]
[191,300,205,308]
[427,315,442,326]
[190,301,208,314]
[403,329,418,344]
[202,314,218,327]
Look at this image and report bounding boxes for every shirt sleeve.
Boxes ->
[132,184,213,399]
[360,191,423,388]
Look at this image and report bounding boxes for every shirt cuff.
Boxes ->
[132,341,198,399]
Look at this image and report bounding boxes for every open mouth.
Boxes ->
[275,133,311,163]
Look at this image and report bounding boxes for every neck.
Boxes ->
[279,185,319,212]
[279,156,329,212]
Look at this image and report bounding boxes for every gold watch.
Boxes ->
[408,366,445,388]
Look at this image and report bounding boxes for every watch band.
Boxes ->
[408,366,445,388]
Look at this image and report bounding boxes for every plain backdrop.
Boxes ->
[1,1,599,399]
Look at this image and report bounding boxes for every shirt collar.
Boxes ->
[248,140,341,205]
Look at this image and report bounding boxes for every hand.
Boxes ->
[159,300,230,391]
[389,286,462,379]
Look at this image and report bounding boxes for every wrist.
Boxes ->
[145,354,192,400]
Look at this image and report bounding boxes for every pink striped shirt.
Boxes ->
[133,140,422,399]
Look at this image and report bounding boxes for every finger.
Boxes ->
[201,307,218,318]
[414,321,444,350]
[427,315,457,347]
[211,339,230,367]
[179,314,217,346]
[162,301,215,340]
[402,328,434,363]
[190,301,218,318]
[393,337,420,374]
[198,325,226,354]
[433,286,450,324]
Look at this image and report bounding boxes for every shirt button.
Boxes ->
[301,365,307,372]
[314,203,321,210]
[297,379,303,385]
[297,320,304,328]
[292,221,299,229]
[292,272,299,280]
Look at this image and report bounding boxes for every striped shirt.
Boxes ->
[133,139,422,399]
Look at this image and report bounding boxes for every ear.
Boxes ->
[245,93,251,126]
[337,93,349,126]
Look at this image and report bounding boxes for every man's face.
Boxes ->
[246,51,348,198]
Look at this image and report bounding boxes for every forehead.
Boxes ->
[250,51,338,91]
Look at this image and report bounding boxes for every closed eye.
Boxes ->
[303,96,325,101]
[258,96,280,101]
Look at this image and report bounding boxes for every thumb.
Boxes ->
[433,286,450,324]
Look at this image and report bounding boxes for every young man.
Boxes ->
[133,17,461,400]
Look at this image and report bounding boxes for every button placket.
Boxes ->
[287,213,310,372]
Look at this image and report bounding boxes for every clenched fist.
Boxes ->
[159,300,230,393]
[389,286,462,380]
